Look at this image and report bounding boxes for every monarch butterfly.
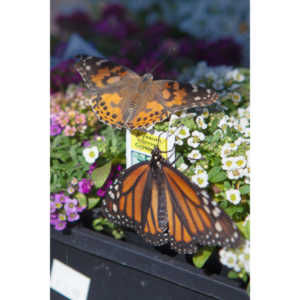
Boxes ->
[102,147,244,254]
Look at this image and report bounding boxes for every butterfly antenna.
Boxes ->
[148,46,176,75]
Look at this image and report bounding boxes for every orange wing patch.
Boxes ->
[91,66,128,88]
[90,93,124,128]
[127,100,170,129]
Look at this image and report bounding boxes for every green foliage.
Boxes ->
[193,247,214,268]
[91,161,112,188]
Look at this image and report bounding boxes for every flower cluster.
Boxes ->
[219,240,250,274]
[50,192,86,231]
[110,0,249,65]
[50,85,97,137]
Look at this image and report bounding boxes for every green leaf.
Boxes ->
[237,220,250,240]
[209,171,227,183]
[239,184,250,195]
[92,218,104,231]
[91,161,112,188]
[228,270,239,279]
[87,197,101,209]
[208,166,222,178]
[224,181,231,189]
[193,247,214,268]
[75,192,87,208]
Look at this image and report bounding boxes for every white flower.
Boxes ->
[175,126,190,139]
[234,137,246,146]
[194,165,206,176]
[83,146,99,164]
[218,116,228,131]
[67,186,75,194]
[187,150,202,162]
[226,69,245,82]
[192,173,209,188]
[222,157,235,171]
[227,169,244,180]
[195,116,207,129]
[240,117,249,129]
[221,143,237,157]
[239,253,250,273]
[187,131,205,148]
[219,250,239,271]
[226,189,241,205]
[175,138,184,146]
[233,156,247,169]
[231,92,241,104]
[237,107,246,118]
[178,163,188,172]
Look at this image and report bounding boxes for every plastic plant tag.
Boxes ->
[50,259,91,300]
[126,130,175,168]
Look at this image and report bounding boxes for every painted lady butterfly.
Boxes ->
[75,55,218,130]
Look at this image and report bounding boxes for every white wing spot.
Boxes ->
[215,221,223,232]
[206,89,211,94]
[234,232,239,238]
[204,205,211,214]
[112,203,118,212]
[96,59,108,66]
[212,207,221,218]
[194,96,201,101]
[85,65,91,71]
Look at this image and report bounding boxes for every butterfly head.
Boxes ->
[142,73,153,82]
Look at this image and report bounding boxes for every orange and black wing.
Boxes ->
[102,162,168,246]
[74,55,139,91]
[154,80,218,113]
[75,55,140,128]
[161,164,243,254]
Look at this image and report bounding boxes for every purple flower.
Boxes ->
[50,213,58,225]
[53,199,63,210]
[67,212,80,222]
[88,163,97,175]
[83,140,91,147]
[50,201,56,213]
[55,192,66,203]
[55,220,67,231]
[64,198,78,214]
[97,189,106,197]
[50,124,62,136]
[58,213,67,221]
[78,178,92,194]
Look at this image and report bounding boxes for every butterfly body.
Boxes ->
[75,56,218,130]
[102,147,243,254]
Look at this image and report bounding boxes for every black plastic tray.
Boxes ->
[51,226,249,300]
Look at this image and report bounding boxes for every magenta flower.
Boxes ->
[55,220,67,231]
[97,189,106,197]
[53,199,63,210]
[64,125,76,136]
[78,178,92,194]
[64,198,78,214]
[50,124,62,136]
[88,163,97,175]
[67,212,80,222]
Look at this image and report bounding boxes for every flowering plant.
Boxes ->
[154,62,250,290]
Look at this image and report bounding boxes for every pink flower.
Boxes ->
[75,114,86,125]
[78,178,92,194]
[64,125,76,136]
